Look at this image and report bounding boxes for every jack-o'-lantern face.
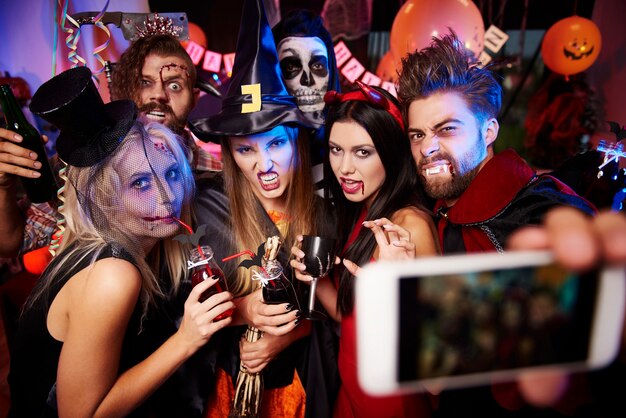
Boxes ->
[541,16,602,77]
[563,37,595,60]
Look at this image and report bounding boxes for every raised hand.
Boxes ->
[0,127,48,186]
[507,207,626,407]
[177,277,234,352]
[363,217,416,261]
[238,287,299,336]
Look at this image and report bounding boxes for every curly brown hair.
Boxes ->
[110,34,197,103]
[397,31,502,126]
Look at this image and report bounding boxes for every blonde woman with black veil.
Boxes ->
[8,67,234,418]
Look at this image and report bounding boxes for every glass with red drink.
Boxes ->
[262,260,300,309]
[189,245,233,320]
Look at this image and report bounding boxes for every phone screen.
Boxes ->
[398,264,599,382]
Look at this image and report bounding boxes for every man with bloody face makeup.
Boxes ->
[395,32,626,418]
[111,33,222,173]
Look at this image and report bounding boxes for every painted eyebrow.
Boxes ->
[129,171,153,181]
[281,47,327,56]
[328,140,375,149]
[281,48,301,57]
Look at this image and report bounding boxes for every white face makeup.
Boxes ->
[277,36,329,112]
[115,136,184,240]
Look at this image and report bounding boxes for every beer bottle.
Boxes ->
[0,84,58,203]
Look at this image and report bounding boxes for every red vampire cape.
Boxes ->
[433,149,596,254]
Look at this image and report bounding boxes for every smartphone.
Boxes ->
[355,250,625,396]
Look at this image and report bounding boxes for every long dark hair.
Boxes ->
[324,87,426,314]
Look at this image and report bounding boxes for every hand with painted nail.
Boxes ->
[290,237,314,283]
[178,277,234,351]
[0,127,49,187]
[362,217,416,261]
[238,287,299,336]
[239,320,311,374]
[290,234,340,283]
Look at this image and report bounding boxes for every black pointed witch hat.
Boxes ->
[189,0,312,142]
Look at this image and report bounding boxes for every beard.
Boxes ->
[138,102,189,134]
[419,157,482,200]
[418,133,487,201]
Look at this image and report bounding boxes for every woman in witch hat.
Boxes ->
[291,82,439,418]
[8,66,234,418]
[190,0,339,417]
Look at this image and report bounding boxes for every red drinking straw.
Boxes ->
[222,250,256,262]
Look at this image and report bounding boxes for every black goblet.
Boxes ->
[300,235,337,320]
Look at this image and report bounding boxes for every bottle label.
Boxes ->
[187,258,211,270]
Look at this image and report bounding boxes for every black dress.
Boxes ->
[7,244,145,418]
[194,173,341,418]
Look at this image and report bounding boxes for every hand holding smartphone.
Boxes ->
[355,250,625,396]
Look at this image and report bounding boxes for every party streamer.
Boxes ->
[49,161,67,256]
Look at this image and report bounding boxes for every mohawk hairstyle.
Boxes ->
[397,31,502,125]
[110,34,196,103]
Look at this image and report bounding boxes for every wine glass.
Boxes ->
[189,245,233,320]
[300,235,337,320]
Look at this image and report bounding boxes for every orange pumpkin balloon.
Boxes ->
[541,16,602,77]
[390,0,484,63]
[22,246,53,275]
[181,22,208,49]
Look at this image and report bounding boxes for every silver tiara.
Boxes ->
[135,13,184,39]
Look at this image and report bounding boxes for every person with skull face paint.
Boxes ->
[273,10,342,190]
[273,10,340,125]
[278,36,329,112]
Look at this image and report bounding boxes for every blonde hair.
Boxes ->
[26,122,195,319]
[220,126,317,296]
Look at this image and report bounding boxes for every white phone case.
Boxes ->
[355,250,625,396]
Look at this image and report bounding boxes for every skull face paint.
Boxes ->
[277,36,329,112]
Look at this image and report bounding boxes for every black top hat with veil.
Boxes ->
[189,0,313,142]
[30,66,137,167]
